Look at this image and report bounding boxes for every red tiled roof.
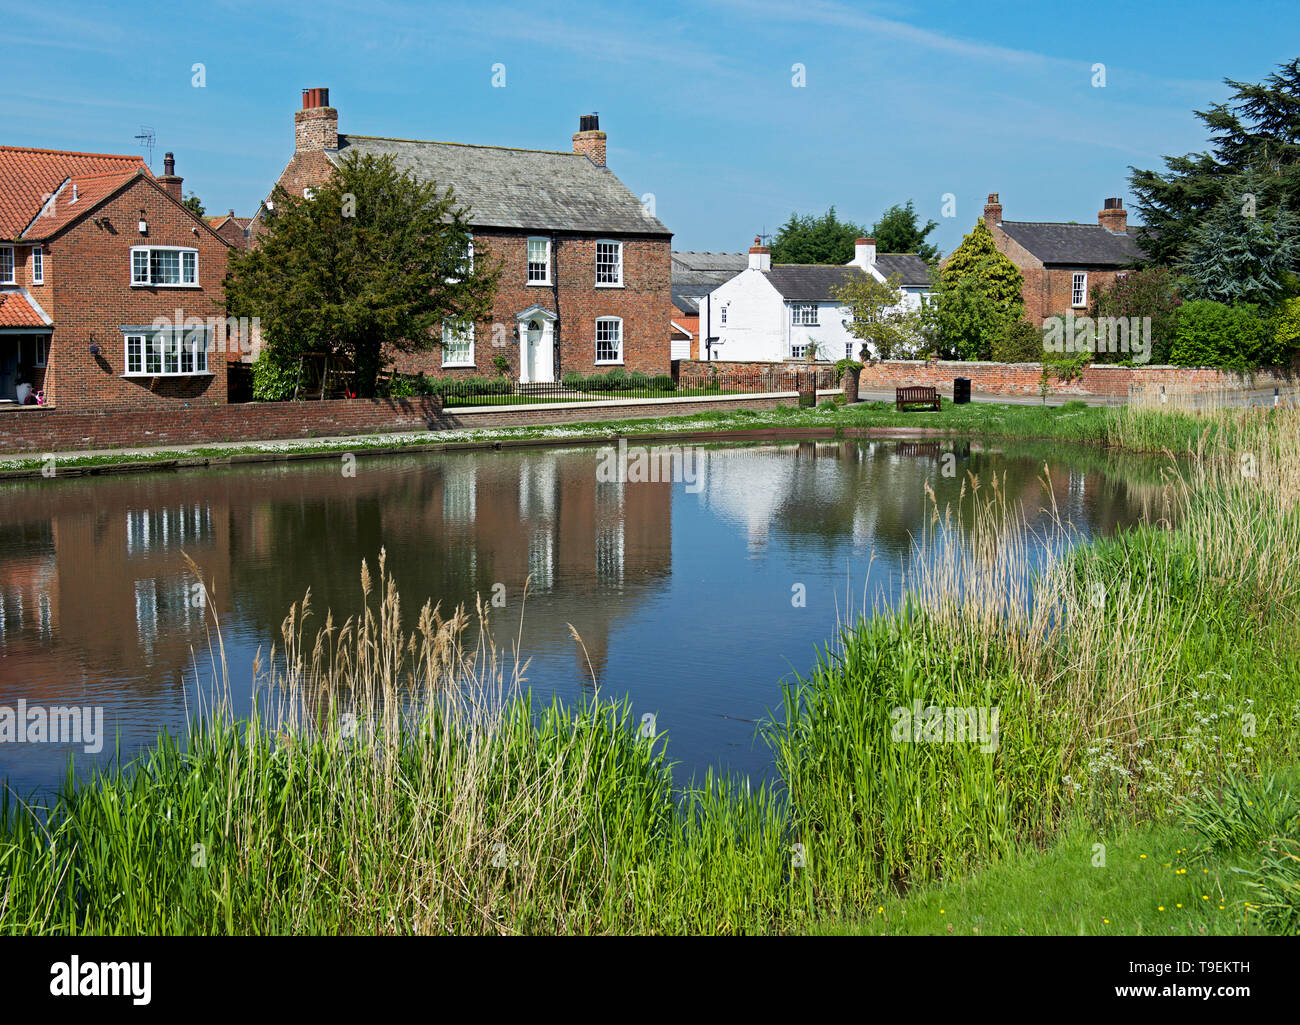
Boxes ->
[0,146,150,240]
[0,290,51,328]
[30,170,142,238]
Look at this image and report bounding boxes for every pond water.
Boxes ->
[0,437,1165,795]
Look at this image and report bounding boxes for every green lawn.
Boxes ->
[818,818,1264,936]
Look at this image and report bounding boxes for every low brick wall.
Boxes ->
[857,360,1297,398]
[0,393,802,456]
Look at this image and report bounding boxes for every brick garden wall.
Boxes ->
[857,360,1297,398]
[0,393,799,455]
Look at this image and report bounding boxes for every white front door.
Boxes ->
[522,318,553,384]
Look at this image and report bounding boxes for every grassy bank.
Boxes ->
[2,404,1298,934]
[3,395,1270,477]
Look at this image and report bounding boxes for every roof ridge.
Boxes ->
[68,169,142,181]
[0,145,146,162]
[1002,219,1104,228]
[342,133,577,157]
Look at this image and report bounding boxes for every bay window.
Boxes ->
[124,328,209,376]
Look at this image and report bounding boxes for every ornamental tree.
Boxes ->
[226,151,501,397]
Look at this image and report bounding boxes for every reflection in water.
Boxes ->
[0,439,1159,794]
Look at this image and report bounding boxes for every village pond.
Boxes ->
[0,437,1168,795]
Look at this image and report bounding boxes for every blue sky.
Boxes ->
[5,1,1298,256]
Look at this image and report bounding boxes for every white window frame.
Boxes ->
[720,306,727,325]
[123,328,210,377]
[32,335,47,368]
[303,187,316,200]
[595,240,623,287]
[0,247,14,284]
[441,320,475,367]
[31,246,43,285]
[595,316,623,364]
[792,303,819,326]
[130,246,199,287]
[790,341,809,360]
[526,237,551,285]
[1071,271,1088,308]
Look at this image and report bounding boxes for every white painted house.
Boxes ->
[697,238,932,362]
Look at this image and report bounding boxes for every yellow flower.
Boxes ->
[1103,918,1110,924]
[1158,906,1165,911]
[1176,903,1183,908]
[939,909,946,914]
[1139,854,1147,860]
[1202,895,1209,900]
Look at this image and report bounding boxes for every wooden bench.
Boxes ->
[895,385,942,412]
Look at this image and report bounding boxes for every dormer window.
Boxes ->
[131,246,198,286]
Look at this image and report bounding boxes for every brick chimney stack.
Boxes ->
[1098,197,1128,233]
[158,152,183,201]
[296,87,338,153]
[573,113,607,167]
[748,236,771,272]
[984,192,1002,228]
[853,237,876,269]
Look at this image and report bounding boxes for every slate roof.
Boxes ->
[671,251,747,283]
[998,221,1144,267]
[332,135,671,237]
[873,253,932,287]
[0,289,52,328]
[764,264,873,301]
[0,147,150,239]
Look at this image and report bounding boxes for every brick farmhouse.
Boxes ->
[0,146,233,412]
[254,89,673,384]
[983,192,1144,325]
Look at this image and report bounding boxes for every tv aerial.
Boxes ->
[134,126,156,168]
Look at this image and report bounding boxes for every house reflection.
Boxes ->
[0,448,674,724]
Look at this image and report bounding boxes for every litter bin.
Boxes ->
[953,377,972,405]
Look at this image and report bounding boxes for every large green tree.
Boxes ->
[1180,169,1300,306]
[926,221,1025,360]
[769,206,870,264]
[226,151,500,397]
[1129,58,1300,268]
[870,200,941,264]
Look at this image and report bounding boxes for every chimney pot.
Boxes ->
[159,152,183,200]
[295,88,338,153]
[984,192,1003,228]
[573,114,607,167]
[1098,196,1128,233]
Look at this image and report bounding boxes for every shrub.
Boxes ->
[251,347,301,402]
[1170,300,1270,372]
[992,318,1045,363]
[652,374,676,392]
[627,371,651,390]
[562,371,585,390]
[1088,267,1183,365]
[1269,297,1300,367]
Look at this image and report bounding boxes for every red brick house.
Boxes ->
[255,89,673,383]
[983,193,1144,325]
[207,211,252,250]
[0,146,233,411]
